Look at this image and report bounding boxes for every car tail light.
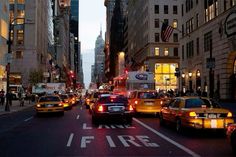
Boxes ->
[134,100,138,105]
[86,99,90,103]
[97,105,104,112]
[227,112,233,118]
[59,103,63,107]
[36,104,41,108]
[160,101,163,105]
[128,105,134,111]
[189,111,197,117]
[65,100,69,103]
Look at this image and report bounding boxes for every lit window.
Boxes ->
[164,48,169,56]
[17,0,25,4]
[9,0,15,4]
[17,10,25,18]
[173,19,178,28]
[155,47,160,56]
[16,18,24,24]
[0,19,8,39]
[17,29,24,45]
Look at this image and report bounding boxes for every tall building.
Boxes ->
[9,0,53,87]
[0,0,9,90]
[126,0,181,91]
[179,0,236,100]
[93,29,105,86]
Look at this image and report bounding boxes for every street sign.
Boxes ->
[206,58,215,69]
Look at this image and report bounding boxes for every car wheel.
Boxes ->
[159,113,165,126]
[231,133,236,154]
[59,111,64,116]
[126,117,133,124]
[176,119,182,132]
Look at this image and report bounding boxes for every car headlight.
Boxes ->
[36,104,41,108]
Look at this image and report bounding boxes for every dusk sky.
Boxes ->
[79,0,106,88]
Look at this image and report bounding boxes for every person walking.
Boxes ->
[18,92,24,107]
[0,89,5,105]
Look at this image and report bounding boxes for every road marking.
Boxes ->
[24,116,33,122]
[83,123,92,129]
[81,136,94,148]
[133,118,201,157]
[106,136,116,147]
[76,115,80,119]
[80,107,83,110]
[67,133,74,147]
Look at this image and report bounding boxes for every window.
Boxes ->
[234,58,236,74]
[196,13,199,28]
[9,0,15,4]
[173,33,178,42]
[204,0,218,22]
[174,48,178,56]
[181,4,184,16]
[173,19,178,28]
[182,45,185,60]
[164,48,169,56]
[173,5,178,14]
[155,5,159,14]
[17,10,25,18]
[17,0,25,4]
[16,18,24,25]
[186,0,193,12]
[164,19,169,25]
[155,19,159,28]
[164,5,168,14]
[186,18,194,34]
[17,29,24,45]
[155,33,159,42]
[186,40,194,58]
[0,19,8,39]
[155,47,160,56]
[15,51,23,59]
[182,24,184,37]
[196,38,199,55]
[204,31,212,52]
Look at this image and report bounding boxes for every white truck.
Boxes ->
[32,83,66,94]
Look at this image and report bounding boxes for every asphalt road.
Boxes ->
[0,103,234,157]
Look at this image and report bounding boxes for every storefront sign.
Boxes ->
[225,11,236,37]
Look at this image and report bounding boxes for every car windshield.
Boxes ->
[185,99,208,108]
[138,92,157,99]
[59,95,68,99]
[98,95,128,104]
[39,96,61,102]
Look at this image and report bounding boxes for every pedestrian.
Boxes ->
[0,89,5,105]
[18,92,24,107]
[6,90,13,106]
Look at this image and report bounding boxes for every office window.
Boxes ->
[0,19,8,39]
[9,0,15,4]
[164,48,169,56]
[204,0,218,22]
[155,5,159,14]
[182,45,185,60]
[196,38,199,55]
[173,33,178,42]
[187,40,194,58]
[164,19,169,25]
[204,31,212,52]
[155,33,160,42]
[173,5,178,14]
[181,4,184,16]
[17,0,25,4]
[15,51,23,59]
[155,47,160,56]
[196,13,199,28]
[173,19,178,28]
[164,5,168,14]
[174,48,178,57]
[17,29,24,45]
[182,24,184,37]
[155,19,159,28]
[17,10,25,18]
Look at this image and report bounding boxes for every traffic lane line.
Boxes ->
[67,133,74,147]
[76,115,80,119]
[133,118,201,157]
[24,116,33,122]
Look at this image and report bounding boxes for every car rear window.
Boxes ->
[59,95,68,99]
[98,95,128,104]
[185,98,211,108]
[39,96,61,102]
[138,92,157,99]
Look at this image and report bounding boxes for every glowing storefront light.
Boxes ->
[155,63,177,90]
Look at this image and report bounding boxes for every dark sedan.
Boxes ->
[90,94,134,124]
[227,123,236,154]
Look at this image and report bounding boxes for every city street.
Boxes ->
[0,103,234,157]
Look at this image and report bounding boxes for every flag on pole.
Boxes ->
[161,21,174,42]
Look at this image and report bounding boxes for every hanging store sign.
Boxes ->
[225,11,236,37]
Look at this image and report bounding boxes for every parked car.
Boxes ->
[59,94,73,110]
[90,94,134,124]
[35,95,64,116]
[128,90,163,115]
[227,123,236,154]
[159,96,234,132]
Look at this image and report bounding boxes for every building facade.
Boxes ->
[126,0,181,91]
[0,0,9,91]
[180,0,236,100]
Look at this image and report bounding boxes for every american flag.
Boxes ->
[161,22,174,42]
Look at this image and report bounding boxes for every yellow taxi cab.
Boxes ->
[35,95,64,116]
[159,96,234,132]
[59,94,73,110]
[128,90,163,115]
[86,90,111,110]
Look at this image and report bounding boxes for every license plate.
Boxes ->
[208,114,217,118]
[211,119,217,128]
[108,106,124,112]
[47,104,53,107]
[145,102,154,105]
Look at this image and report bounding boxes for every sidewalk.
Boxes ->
[0,99,35,116]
